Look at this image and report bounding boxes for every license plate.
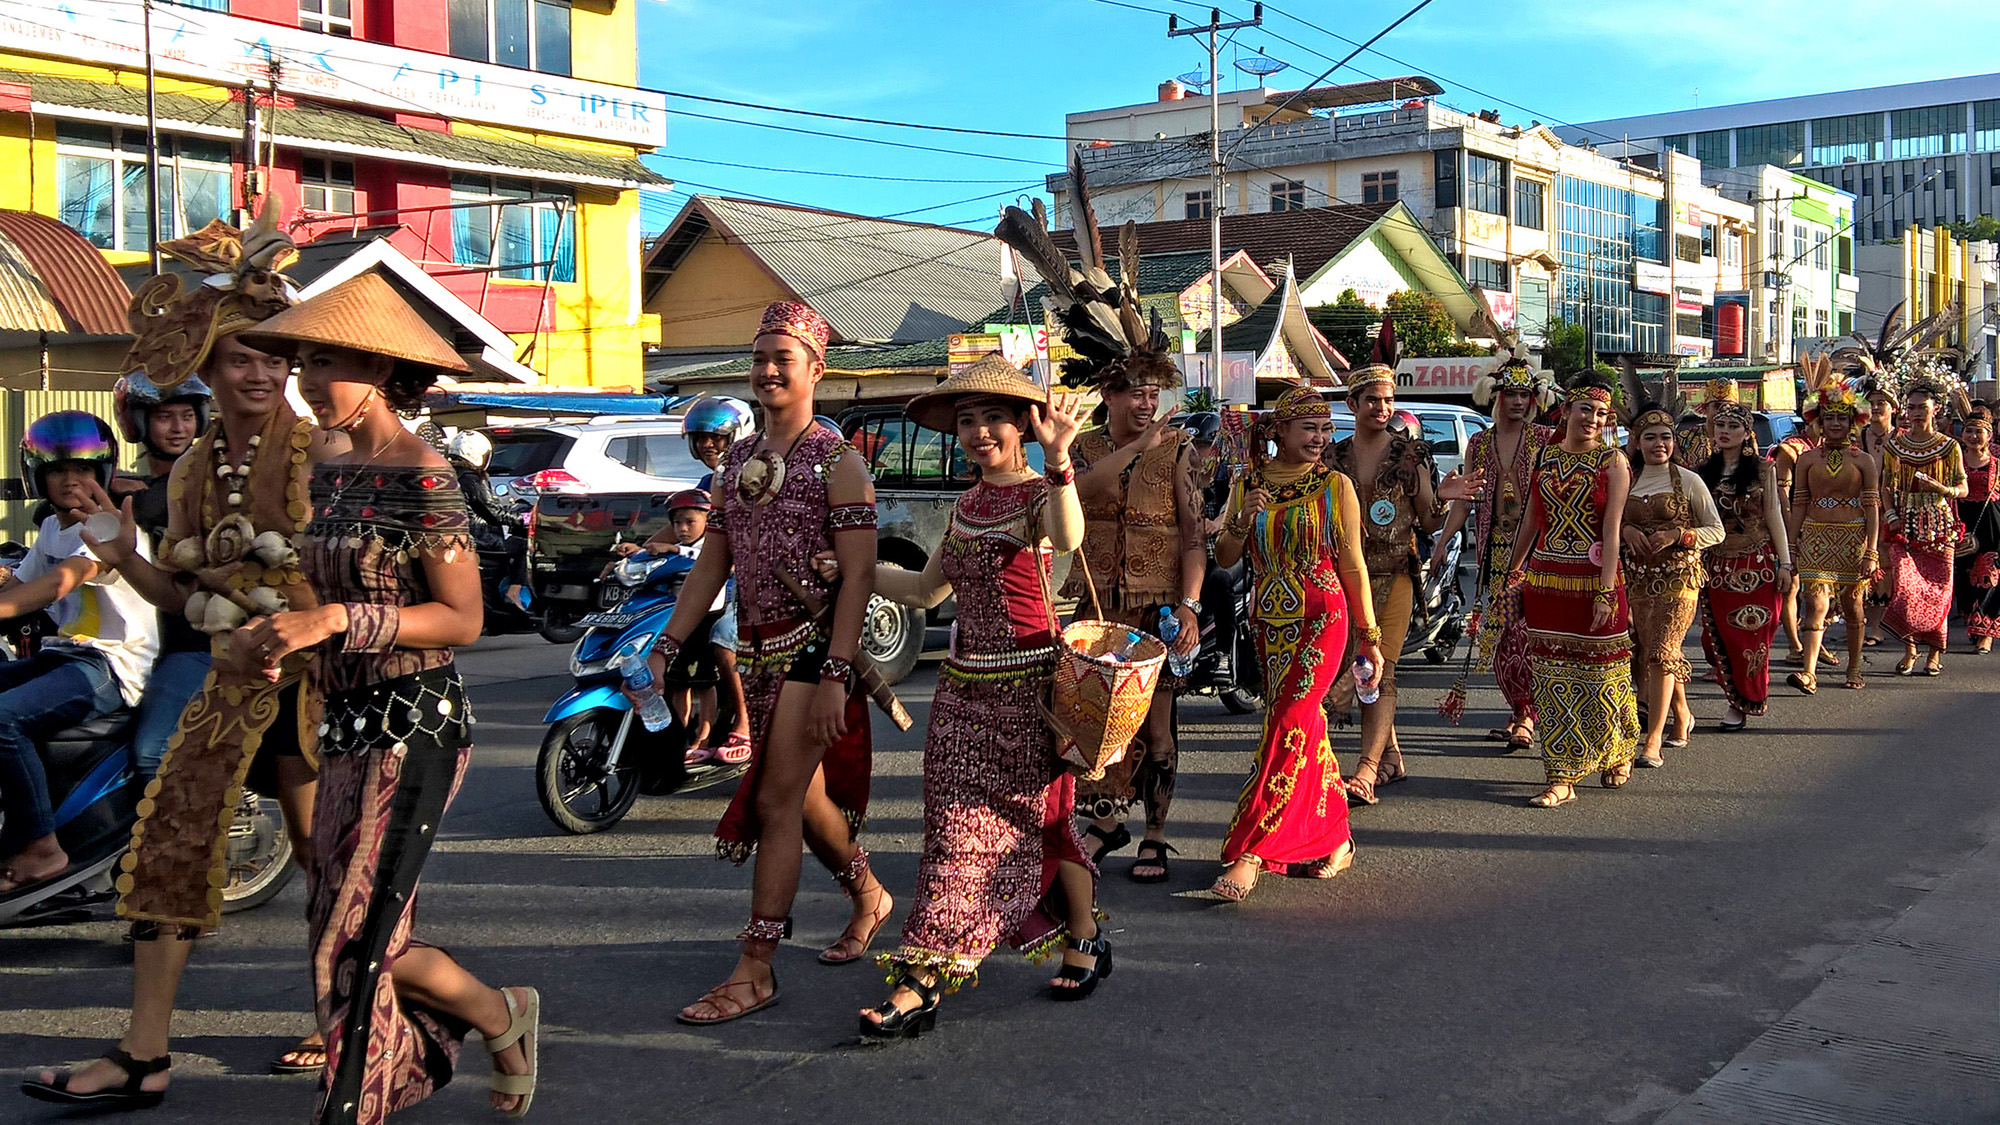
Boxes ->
[579,611,639,629]
[598,585,625,608]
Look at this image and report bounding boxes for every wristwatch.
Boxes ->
[1179,597,1202,614]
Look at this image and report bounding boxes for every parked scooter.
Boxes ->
[1184,557,1262,714]
[534,551,745,834]
[0,615,293,927]
[1404,527,1470,665]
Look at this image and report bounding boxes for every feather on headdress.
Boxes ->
[126,195,299,390]
[995,150,1175,391]
[1470,326,1556,411]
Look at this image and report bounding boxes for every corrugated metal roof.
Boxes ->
[1052,201,1395,280]
[0,228,68,335]
[673,336,949,379]
[2,68,665,189]
[645,196,1007,344]
[0,210,132,336]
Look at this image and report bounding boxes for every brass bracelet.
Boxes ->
[1359,623,1383,642]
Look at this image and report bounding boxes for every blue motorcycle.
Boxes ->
[0,614,294,927]
[534,552,746,834]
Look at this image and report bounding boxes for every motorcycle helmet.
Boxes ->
[667,488,712,515]
[22,411,119,499]
[448,429,493,471]
[1387,409,1423,441]
[682,396,754,447]
[112,370,213,458]
[1182,411,1222,446]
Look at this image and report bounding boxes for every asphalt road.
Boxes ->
[4,628,1996,1124]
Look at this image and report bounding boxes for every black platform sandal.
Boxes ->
[21,1048,170,1110]
[1129,840,1175,884]
[1049,931,1114,1002]
[859,972,942,1043]
[1083,823,1130,866]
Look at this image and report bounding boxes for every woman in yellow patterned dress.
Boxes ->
[1208,385,1381,901]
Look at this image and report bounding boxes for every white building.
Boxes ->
[1561,73,2000,246]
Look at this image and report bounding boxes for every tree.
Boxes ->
[1309,288,1376,364]
[1947,215,2000,244]
[1384,290,1489,358]
[1542,318,1590,380]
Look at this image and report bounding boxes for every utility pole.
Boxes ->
[142,0,161,272]
[1169,4,1261,403]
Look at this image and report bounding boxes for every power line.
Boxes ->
[1225,0,1439,161]
[659,155,1022,184]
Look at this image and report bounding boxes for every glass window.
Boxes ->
[55,124,228,253]
[1736,122,1804,168]
[1434,149,1458,208]
[1361,171,1398,205]
[298,0,352,36]
[1792,304,1808,341]
[856,417,908,478]
[1694,129,1731,168]
[1838,236,1853,274]
[1465,256,1509,291]
[1810,112,1883,165]
[1700,222,1716,257]
[1183,189,1211,219]
[1813,308,1829,337]
[1513,177,1544,230]
[1721,230,1741,266]
[1631,194,1662,262]
[1889,104,1965,159]
[301,157,357,214]
[1813,238,1828,271]
[448,0,569,73]
[1418,412,1459,456]
[1676,233,1702,263]
[1465,153,1506,215]
[1792,223,1808,262]
[1517,276,1548,336]
[450,174,576,283]
[1944,166,1957,191]
[1976,100,2000,152]
[1860,175,1873,196]
[1270,180,1305,212]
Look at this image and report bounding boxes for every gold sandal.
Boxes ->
[487,987,539,1119]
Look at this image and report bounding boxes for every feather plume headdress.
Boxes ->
[1471,329,1556,412]
[995,150,1176,392]
[126,195,300,390]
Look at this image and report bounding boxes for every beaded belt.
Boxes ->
[947,641,1058,671]
[1815,496,1861,509]
[318,667,473,755]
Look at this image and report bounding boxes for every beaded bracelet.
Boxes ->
[1359,623,1383,642]
[653,634,683,663]
[1592,588,1616,607]
[1046,462,1076,488]
[819,654,856,686]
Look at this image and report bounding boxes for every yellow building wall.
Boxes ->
[569,0,638,88]
[646,236,793,349]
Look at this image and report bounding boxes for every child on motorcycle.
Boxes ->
[680,398,756,766]
[0,412,159,893]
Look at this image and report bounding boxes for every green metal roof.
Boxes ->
[4,67,665,189]
[676,336,951,378]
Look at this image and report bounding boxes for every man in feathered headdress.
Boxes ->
[1433,354,1556,748]
[1784,378,1881,696]
[24,201,337,1107]
[1324,327,1439,803]
[1878,357,1969,675]
[992,154,1201,883]
[1679,377,1743,468]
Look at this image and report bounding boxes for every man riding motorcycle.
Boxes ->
[449,430,532,613]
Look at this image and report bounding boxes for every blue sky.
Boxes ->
[634,0,2000,236]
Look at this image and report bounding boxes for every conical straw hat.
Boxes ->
[905,356,1046,432]
[239,271,470,373]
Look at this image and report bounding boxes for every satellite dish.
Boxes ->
[1235,50,1289,79]
[1176,69,1211,89]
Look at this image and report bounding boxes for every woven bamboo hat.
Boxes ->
[239,271,470,374]
[905,356,1046,432]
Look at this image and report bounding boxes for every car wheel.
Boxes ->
[861,562,925,685]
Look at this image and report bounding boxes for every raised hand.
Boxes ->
[1030,390,1086,456]
[1436,468,1472,503]
[75,480,141,570]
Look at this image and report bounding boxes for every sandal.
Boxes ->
[269,1037,326,1075]
[821,850,893,965]
[1505,721,1535,753]
[1924,652,1943,677]
[1718,717,1748,732]
[1377,745,1408,787]
[710,732,752,766]
[859,972,941,1042]
[1529,784,1576,808]
[1083,823,1131,866]
[486,987,539,1119]
[1209,874,1254,902]
[1309,839,1356,880]
[21,1048,170,1110]
[683,743,717,767]
[1344,758,1382,806]
[1601,763,1632,788]
[1048,931,1113,1002]
[1787,671,1817,695]
[1844,669,1866,689]
[676,971,779,1026]
[1895,652,1918,676]
[1129,840,1175,884]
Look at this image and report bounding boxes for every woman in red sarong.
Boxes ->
[1698,403,1795,730]
[1208,385,1381,902]
[834,359,1106,1042]
[1881,377,1967,676]
[1504,375,1640,808]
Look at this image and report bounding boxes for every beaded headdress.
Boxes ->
[755,300,831,358]
[1268,382,1330,424]
[1565,383,1612,407]
[1809,382,1862,420]
[1697,378,1740,415]
[1472,359,1557,412]
[1344,363,1396,396]
[1632,405,1677,432]
[125,198,299,390]
[1709,400,1753,427]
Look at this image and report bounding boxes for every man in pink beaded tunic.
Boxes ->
[638,301,890,1028]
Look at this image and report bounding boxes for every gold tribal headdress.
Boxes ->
[125,197,299,390]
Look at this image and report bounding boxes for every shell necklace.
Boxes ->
[212,431,262,512]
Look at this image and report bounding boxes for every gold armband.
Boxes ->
[1358,623,1383,643]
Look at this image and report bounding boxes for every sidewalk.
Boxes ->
[1658,812,2000,1124]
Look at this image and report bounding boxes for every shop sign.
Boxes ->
[0,0,668,146]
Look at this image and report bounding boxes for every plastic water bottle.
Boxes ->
[1353,656,1381,705]
[1158,607,1194,678]
[619,652,673,733]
